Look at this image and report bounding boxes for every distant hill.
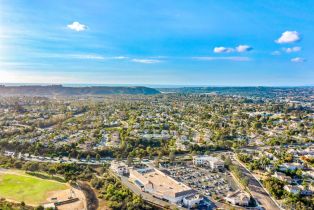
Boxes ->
[158,86,314,97]
[0,85,160,96]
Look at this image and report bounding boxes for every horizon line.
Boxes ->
[1,82,314,88]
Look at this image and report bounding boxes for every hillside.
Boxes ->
[0,85,160,96]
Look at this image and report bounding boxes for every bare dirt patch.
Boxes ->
[45,187,87,210]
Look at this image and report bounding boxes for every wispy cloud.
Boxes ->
[68,55,130,61]
[112,56,128,60]
[30,53,129,61]
[194,56,251,61]
[213,47,234,53]
[214,45,253,53]
[69,54,105,60]
[271,51,281,56]
[276,31,300,44]
[131,59,161,64]
[67,21,87,32]
[291,57,306,63]
[0,61,51,68]
[283,46,301,53]
[236,45,253,53]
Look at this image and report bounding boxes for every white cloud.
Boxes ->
[214,45,252,53]
[283,46,301,53]
[34,53,130,61]
[70,54,104,60]
[131,59,161,64]
[67,21,87,32]
[236,45,253,52]
[291,57,306,63]
[271,51,281,56]
[213,47,234,53]
[69,54,131,61]
[276,31,300,44]
[194,56,250,61]
[112,56,128,60]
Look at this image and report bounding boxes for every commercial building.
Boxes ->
[129,166,198,205]
[183,194,203,208]
[193,155,224,171]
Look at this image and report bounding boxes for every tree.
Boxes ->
[24,162,39,172]
[127,156,133,166]
[205,151,211,156]
[169,151,175,162]
[264,177,285,199]
[35,206,44,210]
[154,157,160,168]
[253,122,262,130]
[224,157,232,169]
[96,154,101,161]
[242,177,249,188]
[20,201,26,210]
[296,169,303,177]
[158,151,163,159]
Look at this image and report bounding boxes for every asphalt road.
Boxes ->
[231,156,282,210]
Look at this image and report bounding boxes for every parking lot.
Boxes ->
[160,162,239,200]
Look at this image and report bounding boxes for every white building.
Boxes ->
[284,185,300,195]
[225,190,250,206]
[110,161,129,176]
[279,163,304,172]
[183,194,203,208]
[272,171,293,184]
[4,151,15,157]
[129,166,197,204]
[193,155,224,171]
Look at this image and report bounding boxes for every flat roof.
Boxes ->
[193,155,224,163]
[130,167,195,198]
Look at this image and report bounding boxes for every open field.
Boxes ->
[0,170,68,205]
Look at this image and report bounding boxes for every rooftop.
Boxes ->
[130,167,195,197]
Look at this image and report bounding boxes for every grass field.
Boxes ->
[0,171,68,205]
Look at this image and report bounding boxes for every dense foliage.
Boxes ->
[91,175,153,210]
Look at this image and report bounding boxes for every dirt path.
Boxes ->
[77,181,98,210]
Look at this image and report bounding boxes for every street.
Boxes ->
[230,155,282,210]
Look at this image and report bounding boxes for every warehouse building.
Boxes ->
[129,166,198,205]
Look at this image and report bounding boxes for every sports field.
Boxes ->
[0,170,68,205]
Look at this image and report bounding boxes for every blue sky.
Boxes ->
[0,0,313,86]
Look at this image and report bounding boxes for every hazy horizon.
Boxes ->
[1,82,314,89]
